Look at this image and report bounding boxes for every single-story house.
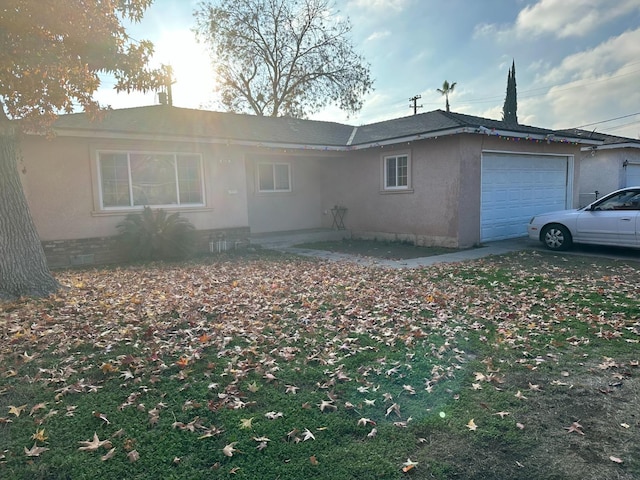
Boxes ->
[18,105,602,267]
[569,130,640,206]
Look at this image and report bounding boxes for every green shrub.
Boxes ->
[116,207,196,261]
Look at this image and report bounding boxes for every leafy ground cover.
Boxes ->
[1,250,639,479]
[294,239,460,259]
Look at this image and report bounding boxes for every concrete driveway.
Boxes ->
[282,236,640,268]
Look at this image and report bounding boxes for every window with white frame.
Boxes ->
[258,162,291,192]
[98,151,204,208]
[384,154,410,190]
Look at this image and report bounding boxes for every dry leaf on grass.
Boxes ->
[24,443,49,457]
[78,433,112,451]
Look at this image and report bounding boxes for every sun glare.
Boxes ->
[151,29,217,109]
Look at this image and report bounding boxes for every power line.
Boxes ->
[573,112,640,129]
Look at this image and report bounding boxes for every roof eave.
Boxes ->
[50,124,600,150]
[580,142,640,151]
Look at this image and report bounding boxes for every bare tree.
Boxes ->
[194,0,373,118]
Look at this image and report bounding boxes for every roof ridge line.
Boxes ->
[346,126,358,146]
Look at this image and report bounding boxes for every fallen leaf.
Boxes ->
[24,443,49,457]
[466,419,478,431]
[564,421,585,435]
[127,450,139,462]
[78,433,112,451]
[223,442,238,457]
[310,455,319,465]
[317,399,337,412]
[92,411,110,425]
[8,405,27,417]
[101,448,116,461]
[240,418,254,429]
[31,429,47,442]
[285,384,299,394]
[29,403,48,416]
[514,390,527,400]
[402,458,418,472]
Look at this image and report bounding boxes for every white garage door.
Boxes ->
[481,153,571,242]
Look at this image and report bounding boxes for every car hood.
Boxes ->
[532,208,584,220]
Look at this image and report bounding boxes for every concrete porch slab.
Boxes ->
[250,228,351,248]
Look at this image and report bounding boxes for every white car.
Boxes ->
[528,187,640,250]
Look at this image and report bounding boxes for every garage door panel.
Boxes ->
[482,154,569,241]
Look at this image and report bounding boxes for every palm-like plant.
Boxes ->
[117,207,196,261]
[437,80,457,112]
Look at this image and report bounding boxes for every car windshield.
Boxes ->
[593,190,640,211]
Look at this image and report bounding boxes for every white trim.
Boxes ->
[581,142,640,152]
[381,152,411,191]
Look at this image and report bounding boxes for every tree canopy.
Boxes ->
[0,0,164,128]
[0,0,162,299]
[194,0,373,118]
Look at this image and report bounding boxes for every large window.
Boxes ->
[258,163,291,192]
[384,154,410,190]
[98,152,204,208]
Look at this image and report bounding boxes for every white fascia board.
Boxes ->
[580,142,640,152]
[52,125,598,151]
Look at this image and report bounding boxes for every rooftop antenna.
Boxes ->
[409,95,423,115]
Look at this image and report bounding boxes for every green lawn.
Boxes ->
[1,250,639,479]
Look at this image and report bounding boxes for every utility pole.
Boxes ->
[409,95,423,115]
[159,64,176,106]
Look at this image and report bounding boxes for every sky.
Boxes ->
[96,0,640,139]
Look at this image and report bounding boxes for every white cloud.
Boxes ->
[475,0,640,40]
[521,28,640,136]
[517,0,640,38]
[347,0,410,12]
[366,30,391,42]
[534,28,640,85]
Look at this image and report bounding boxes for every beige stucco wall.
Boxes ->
[244,153,334,233]
[320,135,582,248]
[19,130,584,249]
[579,148,640,206]
[321,136,467,247]
[19,134,250,241]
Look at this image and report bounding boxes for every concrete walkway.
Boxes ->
[277,237,535,269]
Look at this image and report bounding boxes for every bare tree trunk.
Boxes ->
[0,124,60,300]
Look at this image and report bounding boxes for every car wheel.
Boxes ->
[541,224,572,251]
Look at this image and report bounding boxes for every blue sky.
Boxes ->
[96,0,640,138]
